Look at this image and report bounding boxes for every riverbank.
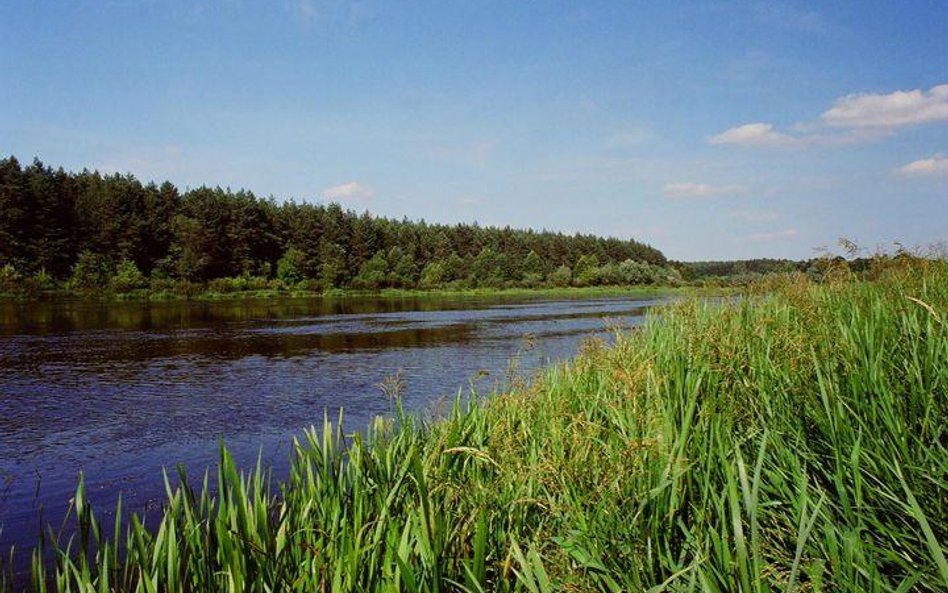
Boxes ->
[4,260,946,592]
[0,283,696,303]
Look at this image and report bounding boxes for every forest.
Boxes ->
[0,156,679,296]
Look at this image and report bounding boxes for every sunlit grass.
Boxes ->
[3,259,946,592]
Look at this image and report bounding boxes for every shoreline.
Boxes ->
[4,264,945,591]
[0,284,703,303]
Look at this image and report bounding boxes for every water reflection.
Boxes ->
[0,294,664,560]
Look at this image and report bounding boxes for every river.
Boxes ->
[0,293,664,560]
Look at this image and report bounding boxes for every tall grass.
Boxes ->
[3,260,946,592]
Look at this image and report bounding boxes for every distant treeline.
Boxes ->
[0,156,676,295]
[675,256,884,286]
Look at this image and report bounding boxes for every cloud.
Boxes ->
[322,181,374,202]
[730,209,779,222]
[895,154,948,178]
[662,182,747,199]
[710,83,948,149]
[748,228,799,242]
[822,84,948,128]
[708,123,799,147]
[458,196,483,206]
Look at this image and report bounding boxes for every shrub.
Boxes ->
[549,264,572,287]
[110,259,147,293]
[419,261,446,289]
[69,251,112,290]
[276,248,306,284]
[0,264,21,293]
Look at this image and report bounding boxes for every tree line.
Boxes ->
[0,156,678,294]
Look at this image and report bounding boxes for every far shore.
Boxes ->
[0,284,707,304]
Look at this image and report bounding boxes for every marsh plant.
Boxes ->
[3,258,946,592]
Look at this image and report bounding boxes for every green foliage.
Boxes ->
[5,261,947,591]
[419,260,447,288]
[318,241,348,290]
[572,254,599,287]
[352,251,389,289]
[548,264,572,287]
[69,250,113,289]
[0,264,20,293]
[110,259,146,293]
[0,154,690,296]
[276,247,306,284]
[390,251,418,288]
[520,251,546,287]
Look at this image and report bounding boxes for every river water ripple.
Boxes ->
[0,293,664,557]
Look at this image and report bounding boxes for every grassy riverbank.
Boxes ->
[0,284,690,303]
[4,260,947,592]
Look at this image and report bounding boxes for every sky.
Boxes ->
[1,1,946,261]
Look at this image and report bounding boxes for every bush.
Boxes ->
[352,252,389,290]
[276,248,306,284]
[110,259,147,293]
[419,261,446,289]
[69,251,112,290]
[549,265,572,287]
[0,264,21,293]
[295,279,323,292]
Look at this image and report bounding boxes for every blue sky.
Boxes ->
[2,1,946,260]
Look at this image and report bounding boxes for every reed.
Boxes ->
[3,259,946,591]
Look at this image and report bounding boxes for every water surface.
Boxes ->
[0,293,663,556]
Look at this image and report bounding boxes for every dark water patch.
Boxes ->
[0,293,666,569]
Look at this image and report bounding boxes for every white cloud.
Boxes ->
[708,123,799,147]
[748,228,799,242]
[895,154,948,178]
[731,209,779,222]
[822,84,948,128]
[322,181,374,202]
[711,83,948,149]
[662,181,747,199]
[459,196,483,206]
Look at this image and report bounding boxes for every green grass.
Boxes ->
[3,260,946,592]
[0,283,690,303]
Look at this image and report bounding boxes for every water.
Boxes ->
[0,293,664,559]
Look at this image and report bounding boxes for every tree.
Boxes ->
[0,154,676,291]
[352,251,389,289]
[111,259,147,292]
[388,247,418,288]
[521,250,545,286]
[318,240,347,289]
[573,254,600,287]
[549,265,572,287]
[69,250,112,289]
[0,156,26,270]
[276,247,307,285]
[419,260,446,288]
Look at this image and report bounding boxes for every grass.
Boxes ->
[2,259,946,592]
[0,284,690,303]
